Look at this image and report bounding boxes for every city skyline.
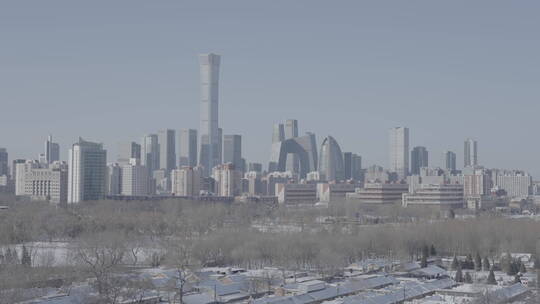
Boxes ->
[1,1,539,176]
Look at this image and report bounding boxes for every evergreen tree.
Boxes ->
[451,255,460,271]
[430,244,436,256]
[513,274,521,284]
[474,252,482,271]
[464,272,473,283]
[464,254,474,269]
[507,259,519,276]
[21,245,31,267]
[502,253,513,274]
[533,255,540,270]
[487,269,497,285]
[455,265,463,283]
[483,256,491,271]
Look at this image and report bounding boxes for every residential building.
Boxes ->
[212,163,241,197]
[120,158,148,196]
[389,127,409,178]
[24,161,68,204]
[171,166,202,196]
[464,138,478,167]
[67,138,107,203]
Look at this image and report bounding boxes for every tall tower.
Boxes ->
[68,138,107,203]
[199,53,221,176]
[410,146,428,175]
[179,129,198,167]
[442,151,457,171]
[272,123,285,143]
[158,129,176,175]
[141,134,159,174]
[389,127,409,178]
[45,135,60,164]
[284,119,299,173]
[223,134,242,171]
[464,138,478,167]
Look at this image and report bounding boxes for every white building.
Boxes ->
[212,163,241,197]
[68,138,107,203]
[317,183,359,203]
[464,138,478,167]
[121,158,148,196]
[15,160,39,196]
[24,161,68,204]
[389,127,409,178]
[171,166,202,196]
[276,183,317,204]
[493,170,532,198]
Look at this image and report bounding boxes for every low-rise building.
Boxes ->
[346,183,408,205]
[402,184,464,209]
[317,183,360,203]
[276,183,317,204]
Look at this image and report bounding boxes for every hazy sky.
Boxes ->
[1,1,539,176]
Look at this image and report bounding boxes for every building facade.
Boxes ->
[158,129,176,175]
[212,163,241,197]
[389,127,409,178]
[318,136,345,182]
[24,161,68,204]
[402,184,464,209]
[179,129,198,167]
[141,134,159,175]
[442,151,457,171]
[464,138,478,167]
[223,134,242,172]
[121,158,149,196]
[68,138,107,203]
[411,146,429,175]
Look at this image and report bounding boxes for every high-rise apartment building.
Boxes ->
[199,53,221,176]
[106,163,122,196]
[389,127,410,178]
[223,135,242,171]
[179,129,198,167]
[171,166,202,196]
[68,138,107,203]
[464,138,478,167]
[121,158,148,196]
[141,134,159,174]
[442,151,457,171]
[158,129,176,175]
[212,163,241,197]
[410,146,429,175]
[45,135,60,164]
[117,142,141,165]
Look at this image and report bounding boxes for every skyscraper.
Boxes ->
[410,146,429,175]
[343,152,362,180]
[389,127,410,178]
[442,151,457,171]
[272,123,285,143]
[158,129,176,175]
[318,136,345,182]
[141,134,159,174]
[117,141,141,165]
[223,134,242,171]
[199,53,221,176]
[45,135,60,164]
[179,129,198,167]
[285,119,299,173]
[464,138,478,167]
[0,148,8,176]
[68,138,107,203]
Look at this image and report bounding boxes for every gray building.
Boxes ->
[464,138,478,167]
[411,146,429,175]
[117,141,141,165]
[158,129,176,175]
[199,53,221,176]
[318,136,345,182]
[223,134,242,172]
[284,119,299,173]
[141,134,159,174]
[106,163,122,196]
[0,148,8,176]
[24,161,68,204]
[272,123,285,143]
[442,151,457,171]
[343,152,362,181]
[68,138,107,203]
[269,132,318,179]
[179,129,198,167]
[45,135,60,164]
[248,162,263,173]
